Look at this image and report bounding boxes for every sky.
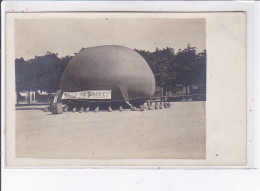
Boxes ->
[15,18,206,60]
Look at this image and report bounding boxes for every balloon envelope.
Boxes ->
[60,45,155,101]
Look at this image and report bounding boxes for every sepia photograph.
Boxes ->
[14,17,206,160]
[4,12,247,166]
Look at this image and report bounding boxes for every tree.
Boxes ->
[15,53,73,93]
[15,45,207,97]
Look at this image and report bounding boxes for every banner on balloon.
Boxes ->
[61,90,112,100]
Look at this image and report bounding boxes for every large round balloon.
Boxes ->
[60,45,155,101]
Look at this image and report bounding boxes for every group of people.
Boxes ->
[146,101,171,111]
[45,100,172,113]
[63,101,171,113]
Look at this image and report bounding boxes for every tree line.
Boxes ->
[15,44,206,94]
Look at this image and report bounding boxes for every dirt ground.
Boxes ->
[16,101,206,159]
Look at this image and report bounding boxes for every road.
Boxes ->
[16,101,206,159]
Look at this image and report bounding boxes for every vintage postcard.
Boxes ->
[4,12,246,167]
